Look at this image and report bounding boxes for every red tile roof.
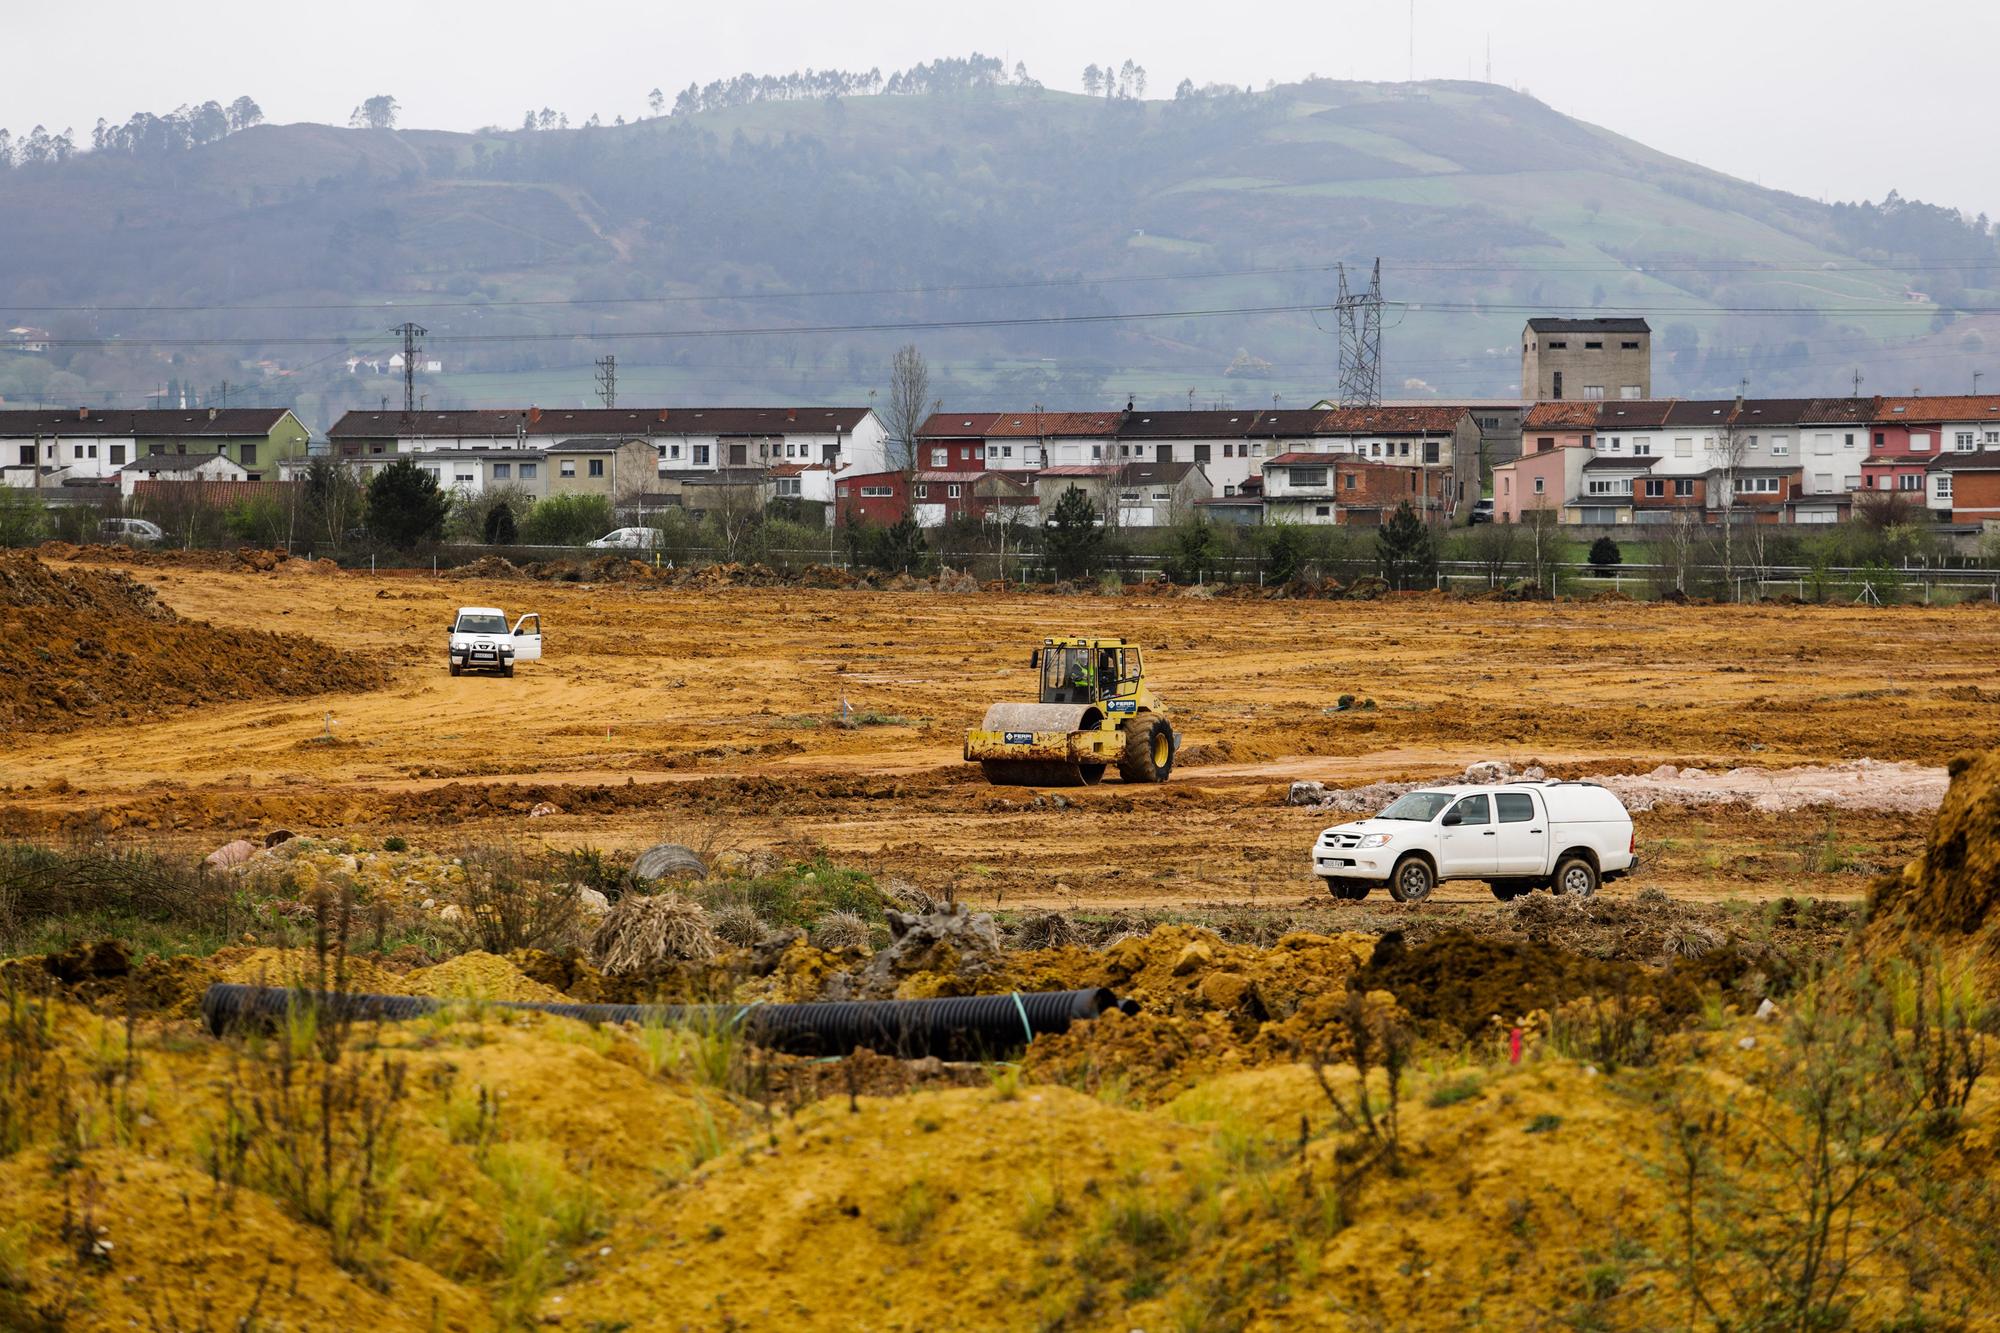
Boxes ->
[1265,451,1417,468]
[1317,405,1469,434]
[1523,401,1600,429]
[1877,395,2000,422]
[916,411,1004,438]
[330,407,871,439]
[985,411,1123,438]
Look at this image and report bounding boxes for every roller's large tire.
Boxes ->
[980,760,1094,787]
[1118,715,1175,784]
[1388,855,1436,903]
[1323,877,1371,901]
[631,843,708,883]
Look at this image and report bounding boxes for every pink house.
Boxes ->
[1492,444,1591,523]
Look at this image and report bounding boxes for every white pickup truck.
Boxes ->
[1312,781,1637,902]
[448,606,542,677]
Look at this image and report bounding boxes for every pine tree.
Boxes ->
[1374,501,1436,590]
[1044,485,1104,581]
[365,457,450,549]
[483,501,517,545]
[1588,535,1622,572]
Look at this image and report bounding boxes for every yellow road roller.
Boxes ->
[965,636,1176,787]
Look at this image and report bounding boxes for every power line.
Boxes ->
[393,321,426,414]
[594,353,616,407]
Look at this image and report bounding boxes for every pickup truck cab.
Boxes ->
[1313,781,1637,902]
[448,606,541,677]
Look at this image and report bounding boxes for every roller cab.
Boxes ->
[966,637,1176,787]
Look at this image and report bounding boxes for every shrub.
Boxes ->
[589,893,716,975]
[1588,535,1622,571]
[483,500,517,545]
[447,846,585,955]
[1374,501,1436,590]
[1044,485,1105,580]
[519,493,612,547]
[0,489,52,548]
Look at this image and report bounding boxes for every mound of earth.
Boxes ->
[0,555,387,732]
[1868,749,2000,938]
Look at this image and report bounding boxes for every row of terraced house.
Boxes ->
[5,387,1999,531]
[1492,394,2000,527]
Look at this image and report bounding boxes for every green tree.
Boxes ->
[483,501,517,545]
[364,457,449,549]
[1043,485,1104,581]
[0,488,49,547]
[1255,522,1308,584]
[1588,535,1622,572]
[225,493,290,548]
[1161,514,1221,584]
[519,493,612,546]
[874,513,929,573]
[1375,501,1436,590]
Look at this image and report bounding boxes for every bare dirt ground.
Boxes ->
[4,556,1994,908]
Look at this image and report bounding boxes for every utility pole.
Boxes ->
[1335,259,1383,408]
[392,321,426,415]
[1852,368,1863,397]
[595,354,618,408]
[1976,370,1984,395]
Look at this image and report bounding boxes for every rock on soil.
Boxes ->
[1288,757,1948,816]
[858,904,1005,998]
[0,554,387,732]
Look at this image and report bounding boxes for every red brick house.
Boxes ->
[833,471,908,527]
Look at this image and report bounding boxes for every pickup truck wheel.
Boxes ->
[449,659,462,677]
[1322,877,1371,902]
[502,660,515,678]
[1117,715,1174,783]
[1553,855,1600,897]
[1388,855,1435,903]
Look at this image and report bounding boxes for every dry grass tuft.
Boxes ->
[590,893,717,975]
[1012,911,1081,951]
[710,904,766,947]
[810,910,871,952]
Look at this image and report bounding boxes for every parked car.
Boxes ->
[448,606,542,678]
[1468,498,1495,525]
[99,517,164,546]
[1311,781,1637,902]
[586,527,659,550]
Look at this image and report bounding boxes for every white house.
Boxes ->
[116,452,250,497]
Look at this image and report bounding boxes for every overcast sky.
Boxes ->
[11,0,1998,220]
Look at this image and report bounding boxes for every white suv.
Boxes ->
[1313,781,1637,902]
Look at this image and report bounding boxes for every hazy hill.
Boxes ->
[1,78,1994,426]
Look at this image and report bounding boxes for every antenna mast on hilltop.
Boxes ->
[392,321,426,415]
[595,354,618,408]
[1336,259,1384,408]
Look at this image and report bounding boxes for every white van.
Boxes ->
[1312,781,1637,902]
[448,606,542,677]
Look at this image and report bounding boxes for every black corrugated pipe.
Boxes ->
[200,983,1130,1061]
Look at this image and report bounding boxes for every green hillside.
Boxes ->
[0,78,1993,427]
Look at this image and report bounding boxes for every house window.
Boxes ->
[1935,475,1953,499]
[1898,474,1919,491]
[1584,385,1605,400]
[1644,479,1664,498]
[1633,441,1652,456]
[455,472,474,485]
[1290,466,1328,488]
[1424,441,1439,464]
[914,485,928,499]
[860,485,894,498]
[1620,385,1642,399]
[1621,341,1640,351]
[1987,431,2000,448]
[1090,445,1102,460]
[241,443,258,466]
[1674,438,1693,458]
[559,460,576,477]
[588,459,604,477]
[1547,340,1567,349]
[1605,437,1621,451]
[519,463,536,478]
[1584,340,1602,350]
[1771,437,1789,456]
[1315,505,1331,517]
[930,448,947,467]
[1911,434,1931,452]
[1537,437,1555,452]
[1193,444,1211,463]
[1222,444,1234,458]
[947,484,961,499]
[776,478,802,497]
[109,444,125,464]
[1674,479,1695,497]
[668,444,681,459]
[693,445,710,465]
[1874,432,1885,447]
[1533,476,1546,494]
[1955,432,1976,451]
[1343,473,1357,491]
[493,462,510,479]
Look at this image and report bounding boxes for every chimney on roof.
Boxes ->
[207,407,218,421]
[786,407,797,422]
[657,408,669,422]
[77,406,88,420]
[1126,398,1134,412]
[528,406,542,426]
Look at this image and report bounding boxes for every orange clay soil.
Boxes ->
[2,556,1992,906]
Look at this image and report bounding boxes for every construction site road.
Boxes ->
[6,557,1994,908]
